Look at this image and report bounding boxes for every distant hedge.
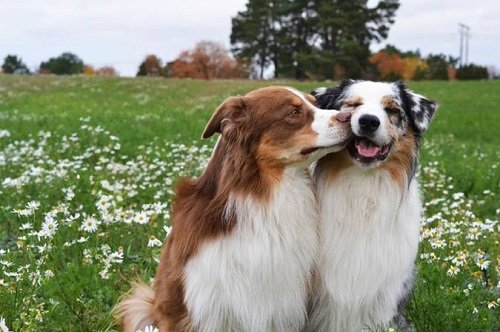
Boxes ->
[456,64,489,80]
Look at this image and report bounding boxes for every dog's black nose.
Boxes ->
[358,114,380,133]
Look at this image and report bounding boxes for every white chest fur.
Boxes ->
[183,168,319,332]
[309,168,422,332]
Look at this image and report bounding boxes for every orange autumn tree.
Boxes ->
[401,57,427,80]
[369,51,405,80]
[169,41,245,79]
[370,46,428,81]
[83,64,96,76]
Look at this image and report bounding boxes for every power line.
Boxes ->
[458,23,470,66]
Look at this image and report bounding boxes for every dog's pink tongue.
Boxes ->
[357,139,380,157]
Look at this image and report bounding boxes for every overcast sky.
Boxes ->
[1,0,499,77]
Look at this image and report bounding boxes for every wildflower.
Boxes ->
[96,195,112,211]
[12,208,31,217]
[81,217,99,233]
[472,271,483,280]
[446,265,460,277]
[476,257,490,270]
[163,225,172,237]
[452,254,467,267]
[20,223,32,230]
[77,237,88,243]
[466,227,481,240]
[26,200,40,211]
[0,129,10,138]
[0,316,10,332]
[148,236,162,248]
[40,216,58,238]
[472,307,478,314]
[134,211,149,224]
[63,187,75,201]
[487,300,498,309]
[430,238,446,249]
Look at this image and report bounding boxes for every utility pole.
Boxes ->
[458,23,470,67]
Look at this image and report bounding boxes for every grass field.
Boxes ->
[0,75,498,331]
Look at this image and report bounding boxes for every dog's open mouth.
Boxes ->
[347,137,391,163]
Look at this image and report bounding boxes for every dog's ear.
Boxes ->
[311,79,356,109]
[202,96,246,139]
[397,82,438,134]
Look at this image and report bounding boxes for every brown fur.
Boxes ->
[380,129,417,188]
[117,86,326,332]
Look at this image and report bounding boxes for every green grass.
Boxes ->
[0,75,498,331]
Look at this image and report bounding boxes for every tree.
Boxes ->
[424,54,451,80]
[83,65,95,76]
[312,0,400,79]
[137,55,163,77]
[369,49,427,81]
[231,0,277,79]
[456,64,489,80]
[369,51,404,80]
[169,41,245,79]
[96,66,119,77]
[2,55,30,74]
[231,0,400,79]
[39,52,84,75]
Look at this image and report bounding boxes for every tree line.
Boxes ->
[229,0,491,80]
[1,0,495,80]
[1,53,118,77]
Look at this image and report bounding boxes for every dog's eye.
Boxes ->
[345,102,362,108]
[288,108,302,117]
[385,107,400,115]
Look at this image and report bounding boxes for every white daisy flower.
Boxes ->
[40,217,58,238]
[134,212,149,224]
[96,196,111,210]
[446,265,460,277]
[487,300,498,309]
[476,257,490,270]
[20,223,32,230]
[81,217,99,233]
[148,236,162,248]
[26,200,40,211]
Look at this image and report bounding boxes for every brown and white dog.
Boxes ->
[307,80,437,332]
[116,86,351,332]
